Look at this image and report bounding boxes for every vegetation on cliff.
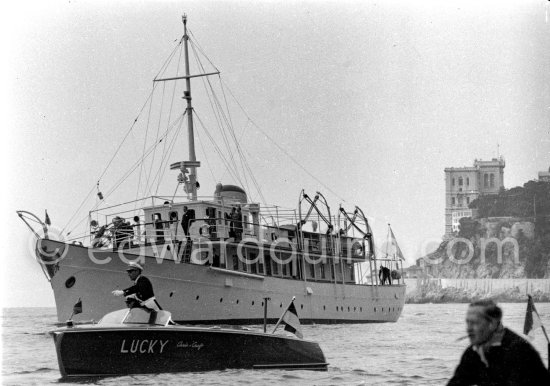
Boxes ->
[422,181,550,279]
[469,180,550,228]
[467,180,550,278]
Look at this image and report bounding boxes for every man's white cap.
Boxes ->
[126,262,144,271]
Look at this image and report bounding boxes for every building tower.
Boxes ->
[444,157,505,236]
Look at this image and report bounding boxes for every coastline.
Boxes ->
[405,278,550,304]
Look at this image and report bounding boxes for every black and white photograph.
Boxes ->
[2,0,550,384]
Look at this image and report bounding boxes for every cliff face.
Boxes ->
[423,217,550,279]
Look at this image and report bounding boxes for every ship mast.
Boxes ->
[182,15,198,200]
[160,15,219,200]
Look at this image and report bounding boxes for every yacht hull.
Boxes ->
[38,239,406,324]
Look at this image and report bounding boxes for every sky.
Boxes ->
[2,0,549,308]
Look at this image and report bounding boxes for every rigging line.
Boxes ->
[215,76,256,200]
[239,132,268,205]
[218,79,266,205]
[188,31,220,73]
[149,114,185,197]
[155,115,185,193]
[61,184,97,234]
[96,80,158,185]
[68,125,179,234]
[140,112,184,198]
[143,81,168,196]
[220,78,347,204]
[153,45,185,197]
[66,40,183,232]
[190,43,242,183]
[206,78,244,182]
[64,84,158,232]
[94,117,182,212]
[134,39,182,206]
[193,111,242,184]
[135,86,156,204]
[189,42,243,185]
[154,35,184,80]
[193,111,241,185]
[195,121,218,183]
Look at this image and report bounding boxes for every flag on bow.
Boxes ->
[272,297,303,339]
[73,299,83,315]
[524,295,542,337]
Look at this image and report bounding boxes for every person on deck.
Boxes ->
[226,207,236,238]
[181,206,195,237]
[378,265,391,285]
[112,262,162,311]
[447,299,550,386]
[233,206,243,240]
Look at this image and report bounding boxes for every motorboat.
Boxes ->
[50,305,328,377]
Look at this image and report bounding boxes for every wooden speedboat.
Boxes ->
[50,307,328,377]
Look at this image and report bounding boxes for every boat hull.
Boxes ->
[51,325,327,377]
[38,239,406,324]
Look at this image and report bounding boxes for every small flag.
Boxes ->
[524,295,542,337]
[390,228,405,261]
[282,300,303,339]
[73,299,83,315]
[45,210,51,226]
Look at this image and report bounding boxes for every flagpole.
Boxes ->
[272,296,295,334]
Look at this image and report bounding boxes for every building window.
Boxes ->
[490,174,495,188]
[452,197,455,205]
[484,174,489,187]
[458,177,463,186]
[466,177,469,186]
[452,178,455,186]
[466,197,470,204]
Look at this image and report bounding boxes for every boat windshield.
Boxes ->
[98,308,172,326]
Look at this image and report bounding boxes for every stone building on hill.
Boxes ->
[444,157,505,236]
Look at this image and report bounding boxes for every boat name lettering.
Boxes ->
[177,341,204,350]
[120,339,169,354]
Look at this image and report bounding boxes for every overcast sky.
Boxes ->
[2,0,549,307]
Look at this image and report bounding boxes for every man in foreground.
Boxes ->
[448,299,549,385]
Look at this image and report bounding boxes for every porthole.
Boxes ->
[300,304,304,310]
[236,299,239,304]
[65,276,76,288]
[354,307,356,312]
[280,303,283,308]
[348,306,350,312]
[374,307,377,312]
[336,306,338,312]
[360,307,363,312]
[220,298,223,303]
[196,295,200,300]
[252,301,255,306]
[323,305,326,310]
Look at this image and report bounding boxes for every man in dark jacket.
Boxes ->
[448,299,549,385]
[112,262,162,310]
[378,265,391,285]
[181,206,195,237]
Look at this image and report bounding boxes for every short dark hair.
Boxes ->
[469,299,502,321]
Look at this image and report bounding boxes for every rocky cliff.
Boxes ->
[423,217,550,279]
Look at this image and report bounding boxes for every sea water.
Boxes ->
[2,303,549,385]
